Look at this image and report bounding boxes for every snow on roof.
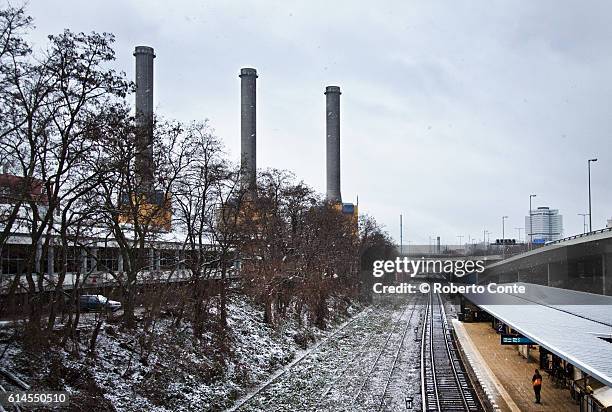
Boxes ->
[462,283,612,387]
[3,224,216,248]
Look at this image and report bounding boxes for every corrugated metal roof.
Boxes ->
[462,283,612,387]
[502,283,612,327]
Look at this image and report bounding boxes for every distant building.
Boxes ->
[0,173,47,205]
[525,207,563,243]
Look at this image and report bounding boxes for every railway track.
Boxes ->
[376,299,425,411]
[420,292,482,412]
[322,306,409,405]
[0,367,29,412]
[319,307,398,399]
[229,297,423,411]
[228,304,382,411]
[348,297,422,409]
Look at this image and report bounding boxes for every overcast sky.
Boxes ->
[26,0,612,245]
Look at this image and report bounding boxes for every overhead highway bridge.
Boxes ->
[473,228,612,296]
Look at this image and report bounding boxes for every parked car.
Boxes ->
[79,294,122,312]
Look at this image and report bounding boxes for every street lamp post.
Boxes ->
[502,216,508,259]
[578,213,588,234]
[588,158,597,232]
[515,227,523,243]
[399,214,403,255]
[529,194,536,250]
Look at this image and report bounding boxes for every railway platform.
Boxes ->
[454,283,612,412]
[455,320,576,411]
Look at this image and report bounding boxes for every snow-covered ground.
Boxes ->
[231,294,426,412]
[0,294,436,412]
[0,295,365,411]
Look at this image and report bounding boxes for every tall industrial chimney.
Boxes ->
[240,68,257,192]
[325,86,341,203]
[134,46,155,189]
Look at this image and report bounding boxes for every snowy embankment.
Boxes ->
[0,295,363,411]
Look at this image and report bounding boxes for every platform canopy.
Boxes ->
[462,283,612,387]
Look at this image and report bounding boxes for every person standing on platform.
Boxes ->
[532,369,543,404]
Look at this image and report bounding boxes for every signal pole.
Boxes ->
[399,214,403,255]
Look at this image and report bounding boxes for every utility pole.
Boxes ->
[399,214,403,255]
[588,158,597,232]
[515,227,523,243]
[529,197,533,246]
[502,216,508,259]
[578,213,588,234]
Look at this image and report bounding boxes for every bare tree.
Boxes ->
[238,169,298,324]
[357,214,395,299]
[171,122,226,338]
[208,166,245,330]
[0,18,129,340]
[236,169,362,329]
[0,4,33,248]
[92,116,190,328]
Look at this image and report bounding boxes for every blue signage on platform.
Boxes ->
[501,334,535,345]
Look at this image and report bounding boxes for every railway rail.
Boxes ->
[420,292,482,412]
[0,367,29,412]
[349,297,422,408]
[319,306,398,399]
[230,296,423,411]
[227,305,379,411]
